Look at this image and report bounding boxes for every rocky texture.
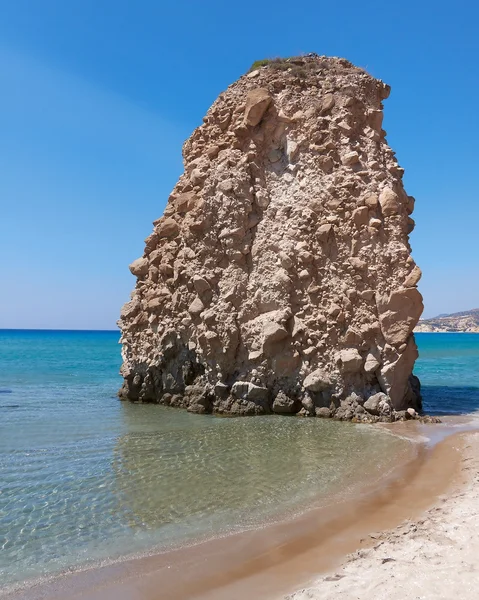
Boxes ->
[118,54,424,423]
[415,308,479,333]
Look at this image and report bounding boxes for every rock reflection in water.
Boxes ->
[111,403,408,541]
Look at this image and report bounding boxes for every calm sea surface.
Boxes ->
[1,330,478,590]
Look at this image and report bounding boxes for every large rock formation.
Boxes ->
[118,55,424,422]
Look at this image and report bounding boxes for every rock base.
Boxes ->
[118,367,428,423]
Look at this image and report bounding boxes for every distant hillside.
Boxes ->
[415,309,479,333]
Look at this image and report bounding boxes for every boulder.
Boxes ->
[243,88,272,126]
[379,187,400,216]
[301,394,315,414]
[342,151,360,166]
[364,392,388,416]
[157,218,179,238]
[378,288,424,345]
[317,224,333,242]
[367,109,383,131]
[214,382,229,398]
[378,395,393,417]
[403,265,422,288]
[364,351,381,374]
[303,369,330,392]
[321,93,335,113]
[231,381,269,403]
[188,296,205,316]
[129,257,149,277]
[315,406,332,418]
[377,336,419,410]
[120,302,140,323]
[339,348,363,373]
[272,391,296,414]
[231,381,250,398]
[193,275,211,295]
[364,193,379,208]
[352,206,369,227]
[175,191,198,213]
[263,321,289,346]
[247,383,269,402]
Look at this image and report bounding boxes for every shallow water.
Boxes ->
[0,330,478,589]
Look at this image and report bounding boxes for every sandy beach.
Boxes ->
[287,430,479,600]
[4,422,477,600]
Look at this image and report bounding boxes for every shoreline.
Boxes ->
[287,428,479,599]
[3,419,476,600]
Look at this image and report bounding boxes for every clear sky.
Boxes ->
[1,0,477,329]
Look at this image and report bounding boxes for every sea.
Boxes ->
[1,330,478,591]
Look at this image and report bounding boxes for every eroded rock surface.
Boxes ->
[118,55,424,422]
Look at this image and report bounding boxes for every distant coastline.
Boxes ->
[414,308,479,334]
[414,330,479,334]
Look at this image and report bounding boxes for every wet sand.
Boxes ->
[3,420,475,600]
[287,428,479,600]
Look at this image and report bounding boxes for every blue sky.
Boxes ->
[1,0,477,328]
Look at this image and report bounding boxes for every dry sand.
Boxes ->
[286,431,479,600]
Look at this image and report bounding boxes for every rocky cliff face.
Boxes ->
[118,55,424,422]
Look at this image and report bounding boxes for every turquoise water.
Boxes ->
[1,330,478,591]
[414,333,479,415]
